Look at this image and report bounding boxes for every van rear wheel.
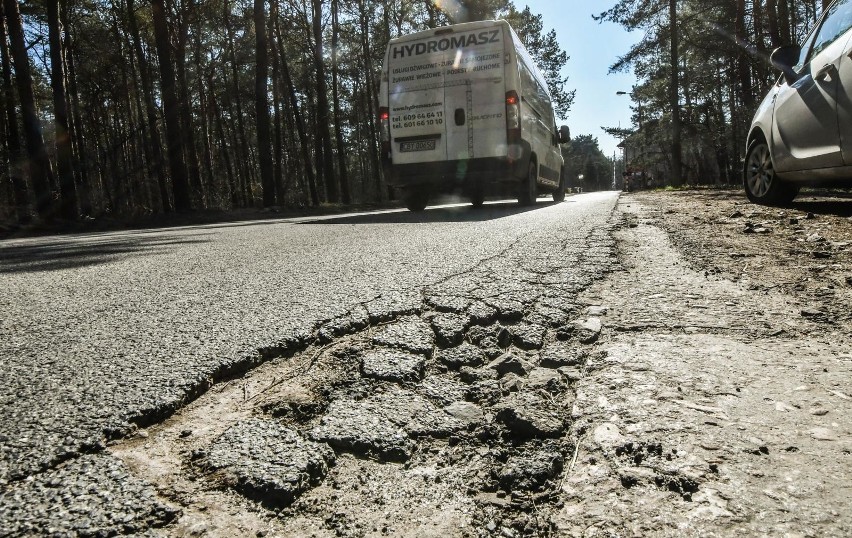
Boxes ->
[404,186,429,212]
[470,188,485,208]
[518,161,537,206]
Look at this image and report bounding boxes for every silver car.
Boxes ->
[744,0,852,205]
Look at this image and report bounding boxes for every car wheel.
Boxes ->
[552,167,566,202]
[743,140,799,206]
[405,186,429,212]
[518,160,537,206]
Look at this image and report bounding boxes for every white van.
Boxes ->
[378,20,570,211]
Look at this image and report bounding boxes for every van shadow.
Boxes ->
[298,200,565,225]
[0,234,211,274]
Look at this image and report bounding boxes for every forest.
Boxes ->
[599,0,831,187]
[0,0,836,223]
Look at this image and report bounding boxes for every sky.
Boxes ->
[519,0,642,157]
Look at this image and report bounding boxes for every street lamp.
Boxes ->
[616,89,643,130]
[617,89,645,188]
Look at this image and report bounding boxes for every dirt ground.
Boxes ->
[564,189,852,536]
[110,190,852,537]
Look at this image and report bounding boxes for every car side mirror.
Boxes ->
[558,125,570,144]
[770,44,801,85]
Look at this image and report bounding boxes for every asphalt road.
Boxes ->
[0,192,619,535]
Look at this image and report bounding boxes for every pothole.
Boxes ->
[107,222,623,535]
[109,289,606,535]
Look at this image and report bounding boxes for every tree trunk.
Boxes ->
[767,0,782,49]
[331,0,350,204]
[269,0,284,202]
[0,2,28,221]
[223,0,253,206]
[176,5,202,206]
[274,16,319,206]
[255,0,275,207]
[668,0,683,187]
[47,0,77,220]
[358,0,384,201]
[194,35,215,203]
[123,17,156,210]
[778,0,791,45]
[62,1,92,216]
[735,0,754,109]
[313,0,337,203]
[128,0,169,212]
[208,71,238,208]
[150,0,191,211]
[4,0,55,219]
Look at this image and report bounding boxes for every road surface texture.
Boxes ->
[2,190,850,537]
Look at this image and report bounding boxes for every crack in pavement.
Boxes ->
[104,206,623,537]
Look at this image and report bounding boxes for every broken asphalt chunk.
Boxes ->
[360,348,425,382]
[496,449,564,492]
[436,342,486,370]
[425,294,470,314]
[484,298,525,322]
[371,316,434,356]
[443,401,484,426]
[495,392,570,439]
[468,301,498,325]
[556,319,602,344]
[509,322,546,350]
[205,418,335,509]
[0,454,179,537]
[309,386,465,461]
[486,353,533,378]
[525,368,567,394]
[430,312,469,348]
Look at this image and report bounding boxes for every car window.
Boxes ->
[795,28,820,72]
[809,0,852,60]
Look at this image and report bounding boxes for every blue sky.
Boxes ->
[519,1,642,157]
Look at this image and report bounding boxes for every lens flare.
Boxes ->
[433,0,468,22]
[453,49,463,69]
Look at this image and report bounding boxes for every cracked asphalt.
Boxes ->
[0,193,619,536]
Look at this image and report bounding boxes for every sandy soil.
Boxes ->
[560,189,852,536]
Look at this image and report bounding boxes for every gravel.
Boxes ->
[0,454,178,536]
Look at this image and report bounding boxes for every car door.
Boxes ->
[837,33,852,164]
[772,0,852,172]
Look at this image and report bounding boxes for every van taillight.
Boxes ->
[506,91,520,142]
[379,107,391,154]
[379,108,390,140]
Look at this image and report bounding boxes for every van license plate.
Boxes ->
[400,139,436,152]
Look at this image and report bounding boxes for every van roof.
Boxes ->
[387,20,511,46]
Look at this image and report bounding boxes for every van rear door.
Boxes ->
[387,24,508,166]
[443,26,507,162]
[387,43,446,165]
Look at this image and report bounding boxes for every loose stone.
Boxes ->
[496,449,564,492]
[495,392,569,439]
[486,354,533,378]
[540,342,588,368]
